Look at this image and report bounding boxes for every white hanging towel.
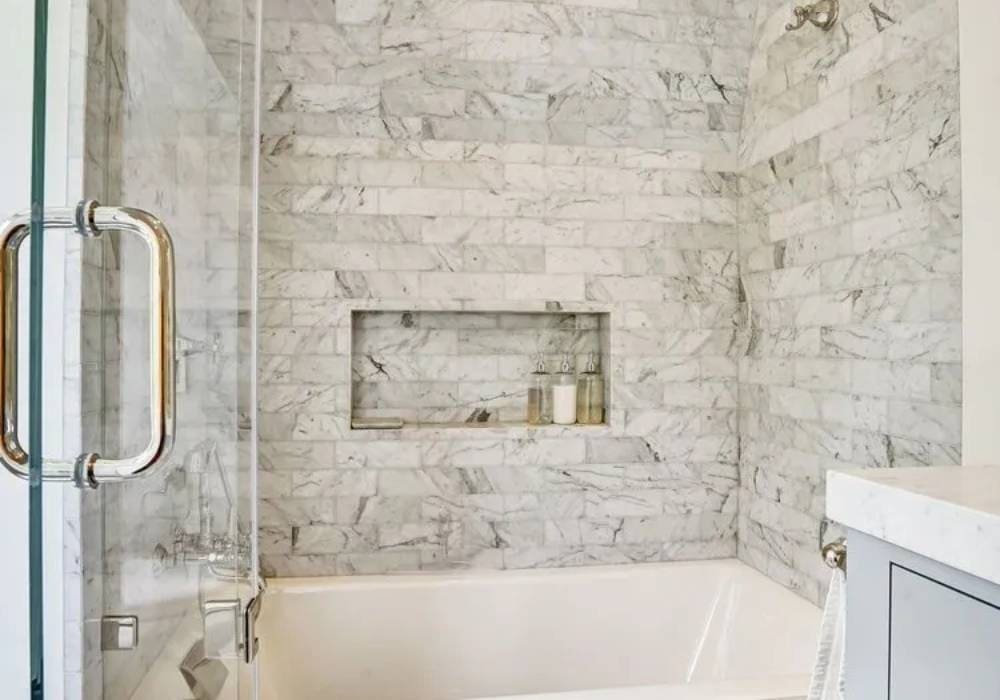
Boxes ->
[807,569,847,700]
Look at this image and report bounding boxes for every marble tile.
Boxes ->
[254,0,962,610]
[737,0,961,606]
[259,0,751,577]
[827,467,1000,587]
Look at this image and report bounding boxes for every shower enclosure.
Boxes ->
[1,0,261,697]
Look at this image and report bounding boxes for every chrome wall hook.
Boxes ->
[822,538,847,573]
[786,0,839,31]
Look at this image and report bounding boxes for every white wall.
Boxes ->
[960,1,1000,464]
[0,0,37,689]
[0,0,73,695]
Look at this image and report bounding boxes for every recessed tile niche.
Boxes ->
[350,309,611,428]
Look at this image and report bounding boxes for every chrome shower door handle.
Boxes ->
[0,200,176,488]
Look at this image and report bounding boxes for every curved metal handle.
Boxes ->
[0,201,176,488]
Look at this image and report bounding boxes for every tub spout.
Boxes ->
[179,639,229,700]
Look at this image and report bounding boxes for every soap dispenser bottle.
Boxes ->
[526,356,553,425]
[552,354,578,425]
[576,352,605,425]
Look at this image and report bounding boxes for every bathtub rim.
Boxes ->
[261,557,824,598]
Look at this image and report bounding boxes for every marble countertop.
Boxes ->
[827,466,1000,586]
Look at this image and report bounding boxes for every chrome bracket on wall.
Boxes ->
[786,0,839,31]
[0,200,176,488]
[203,599,243,658]
[822,538,847,574]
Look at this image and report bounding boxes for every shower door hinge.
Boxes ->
[244,593,262,663]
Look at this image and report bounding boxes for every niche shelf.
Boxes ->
[349,308,611,430]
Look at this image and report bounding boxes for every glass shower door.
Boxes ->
[92,1,261,698]
[0,0,260,698]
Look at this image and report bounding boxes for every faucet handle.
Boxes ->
[786,0,839,32]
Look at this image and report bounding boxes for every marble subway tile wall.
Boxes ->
[258,0,753,575]
[737,0,962,603]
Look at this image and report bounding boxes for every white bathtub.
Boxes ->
[258,559,820,700]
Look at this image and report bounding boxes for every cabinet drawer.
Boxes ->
[890,565,1000,699]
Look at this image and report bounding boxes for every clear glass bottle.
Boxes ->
[526,356,553,425]
[552,354,578,425]
[576,352,605,425]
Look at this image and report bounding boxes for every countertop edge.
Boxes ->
[827,469,1000,587]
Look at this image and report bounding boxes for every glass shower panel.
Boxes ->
[2,0,258,697]
[76,0,260,698]
[0,0,102,696]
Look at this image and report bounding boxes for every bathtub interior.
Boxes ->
[258,559,820,700]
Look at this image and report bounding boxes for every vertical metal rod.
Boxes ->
[250,0,265,678]
[29,0,49,696]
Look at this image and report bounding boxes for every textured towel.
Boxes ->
[807,569,846,700]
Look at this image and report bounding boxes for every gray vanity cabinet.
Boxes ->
[845,530,1000,699]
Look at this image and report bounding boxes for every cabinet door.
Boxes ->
[890,565,1000,699]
